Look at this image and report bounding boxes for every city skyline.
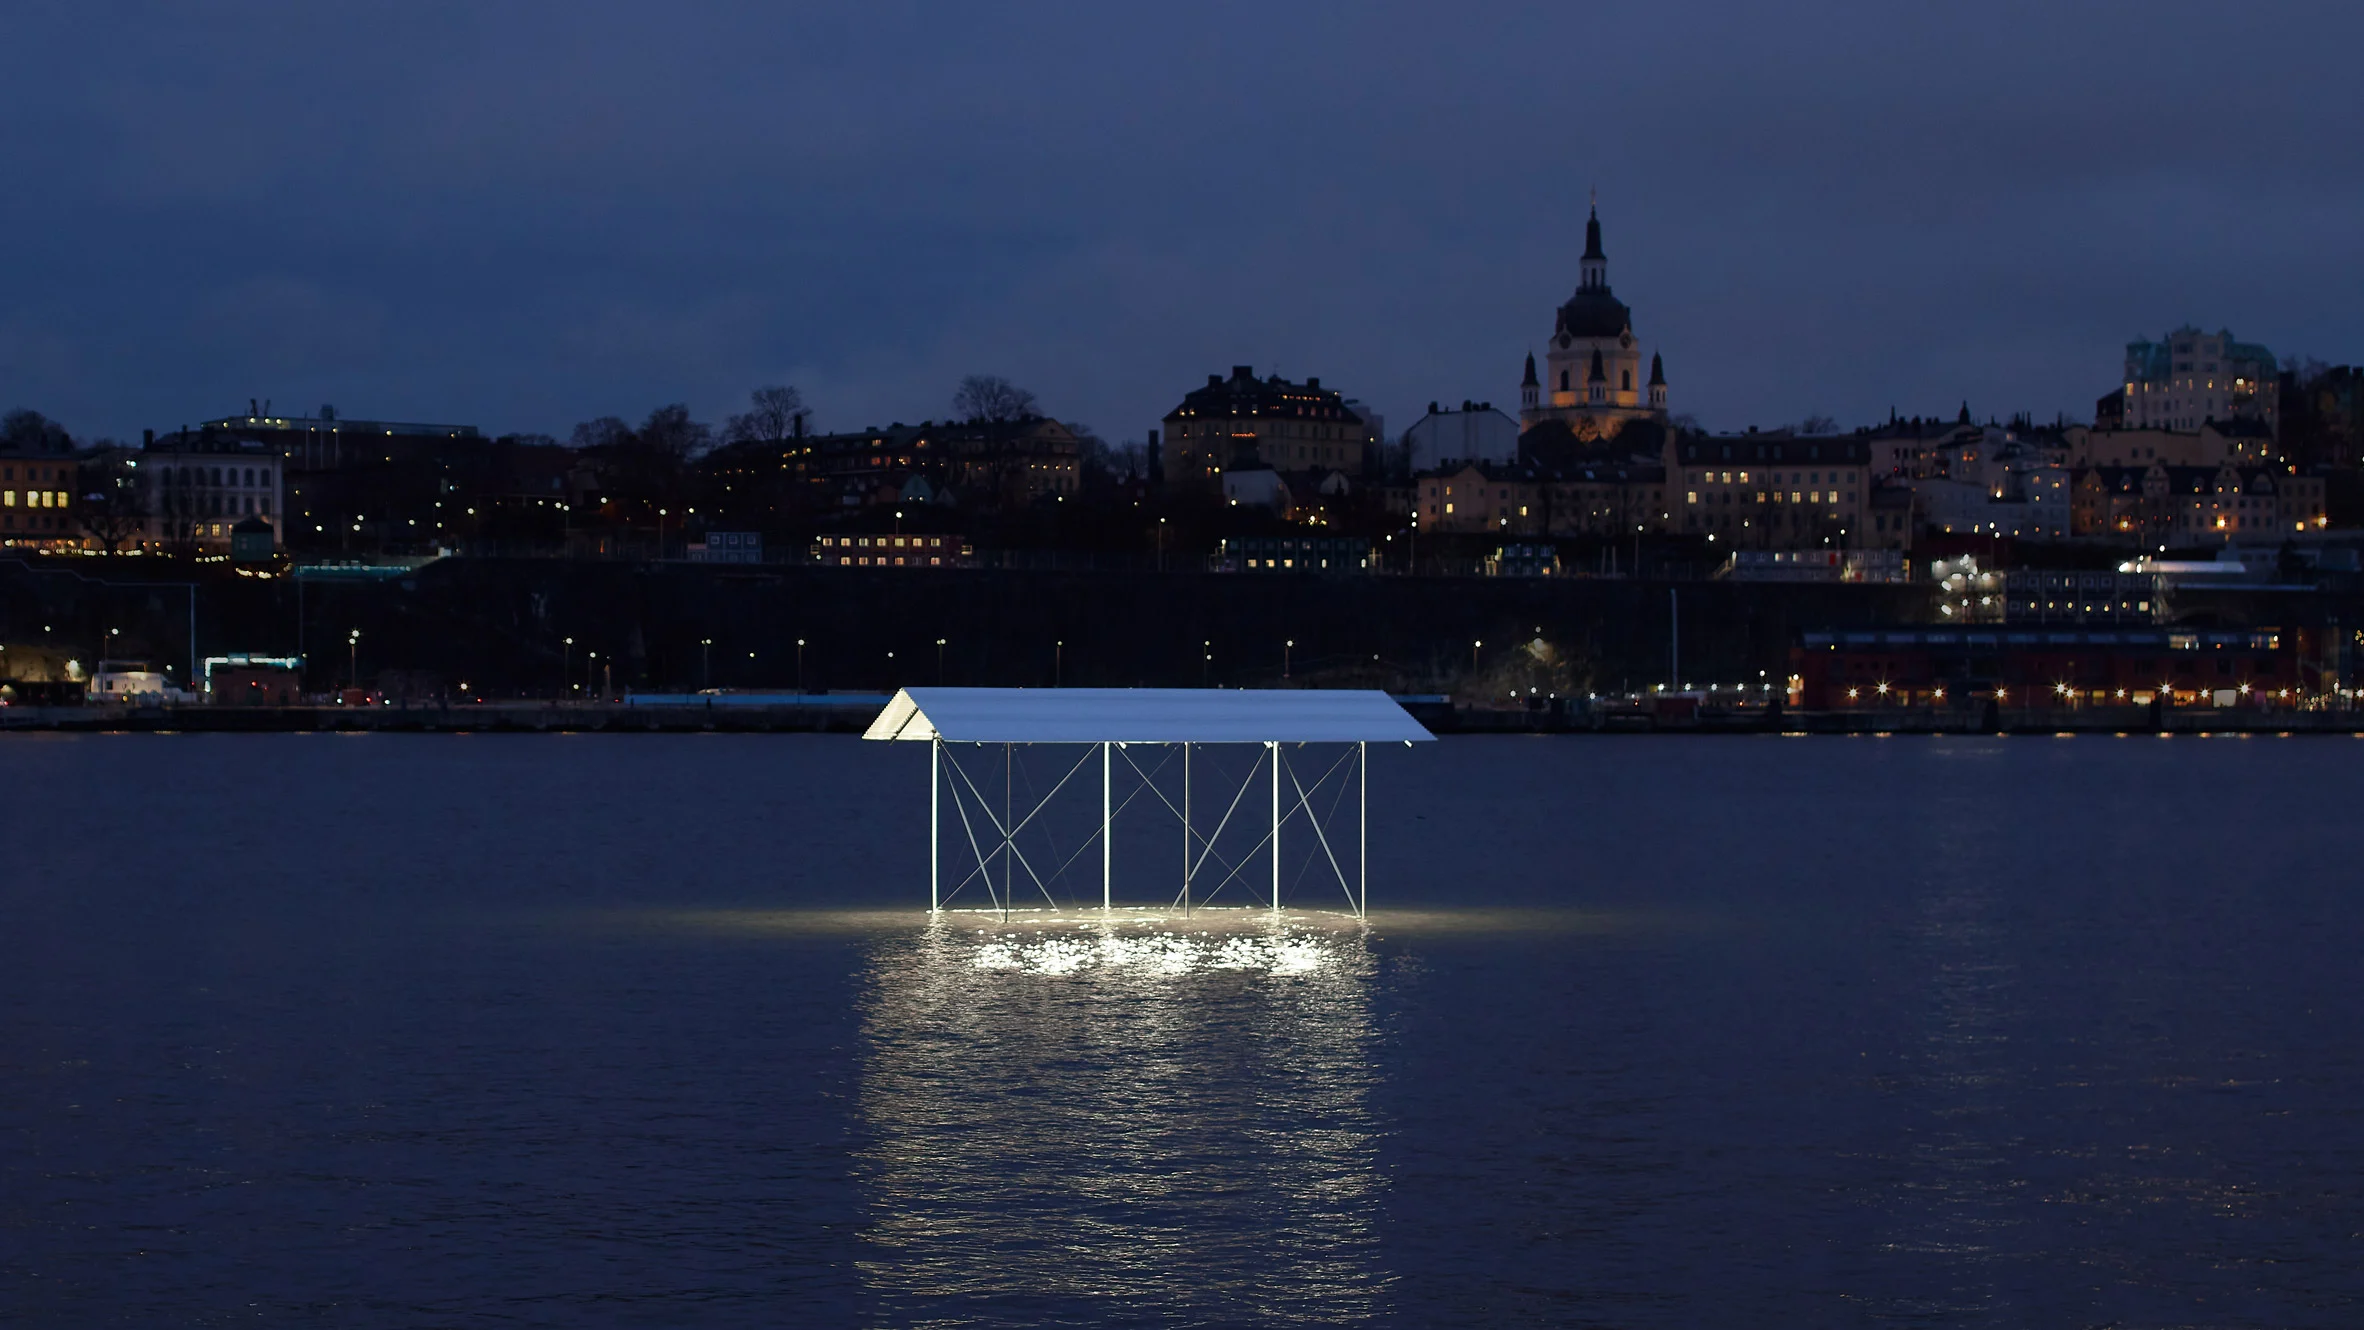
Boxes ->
[3,4,2360,445]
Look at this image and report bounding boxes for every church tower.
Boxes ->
[1579,206,1608,293]
[1518,198,1666,442]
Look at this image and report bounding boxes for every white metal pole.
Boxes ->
[930,737,941,912]
[1359,740,1368,919]
[1270,741,1281,911]
[1002,742,1012,916]
[1182,742,1191,916]
[1102,741,1112,911]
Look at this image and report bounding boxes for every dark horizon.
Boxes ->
[4,3,2360,446]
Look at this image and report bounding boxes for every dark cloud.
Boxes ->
[3,1,2359,442]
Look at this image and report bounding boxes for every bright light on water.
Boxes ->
[969,928,1339,976]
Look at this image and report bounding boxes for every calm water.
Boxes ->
[4,732,2362,1326]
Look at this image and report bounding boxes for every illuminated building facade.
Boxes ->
[2109,326,2279,437]
[811,532,972,567]
[1790,626,2310,710]
[0,453,78,548]
[137,434,284,552]
[1517,204,1667,443]
[2071,462,2328,541]
[1672,435,1890,549]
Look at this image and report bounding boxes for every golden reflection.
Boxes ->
[852,910,1389,1324]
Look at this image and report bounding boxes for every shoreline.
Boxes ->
[2,701,2355,736]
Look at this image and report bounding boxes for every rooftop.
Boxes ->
[864,687,1435,745]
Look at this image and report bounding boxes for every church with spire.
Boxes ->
[1518,202,1667,443]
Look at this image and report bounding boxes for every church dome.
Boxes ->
[1554,289,1632,342]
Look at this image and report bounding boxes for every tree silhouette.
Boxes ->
[954,375,1039,423]
[1,409,73,454]
[725,385,810,443]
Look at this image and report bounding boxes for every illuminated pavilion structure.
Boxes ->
[863,688,1434,918]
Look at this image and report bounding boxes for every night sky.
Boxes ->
[4,2,2359,446]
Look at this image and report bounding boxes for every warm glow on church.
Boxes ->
[1518,203,1667,443]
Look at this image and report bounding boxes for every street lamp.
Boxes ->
[1202,639,1211,686]
[1284,639,1294,679]
[1472,639,1482,674]
[1055,639,1064,687]
[347,628,361,691]
[564,636,575,697]
[701,637,712,690]
[796,638,806,694]
[935,637,946,683]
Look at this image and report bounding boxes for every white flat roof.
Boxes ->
[863,687,1435,744]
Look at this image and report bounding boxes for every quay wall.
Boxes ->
[3,558,1934,697]
[3,557,2353,700]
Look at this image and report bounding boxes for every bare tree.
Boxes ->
[1,409,73,453]
[725,385,810,444]
[77,452,146,553]
[1797,413,1839,435]
[636,403,713,459]
[569,416,633,450]
[954,374,1040,424]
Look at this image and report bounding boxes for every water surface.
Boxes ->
[3,733,2360,1326]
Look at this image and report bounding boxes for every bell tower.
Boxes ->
[1579,202,1607,294]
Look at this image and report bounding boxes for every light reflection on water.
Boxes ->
[851,912,1389,1326]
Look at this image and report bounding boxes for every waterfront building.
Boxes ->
[1403,402,1518,474]
[137,432,284,553]
[2108,326,2280,437]
[1487,542,1560,577]
[2064,420,2278,469]
[1535,459,1668,538]
[688,531,764,564]
[1161,367,1367,494]
[1517,204,1668,444]
[204,655,304,705]
[192,403,482,471]
[811,532,971,568]
[1217,535,1374,573]
[1416,461,1537,534]
[2001,571,2164,624]
[1671,434,1880,549]
[2070,462,2328,542]
[0,449,79,549]
[705,417,1078,514]
[1724,550,1908,583]
[154,407,495,557]
[1221,465,1291,514]
[1789,625,2309,710]
[1413,453,1670,540]
[88,661,172,703]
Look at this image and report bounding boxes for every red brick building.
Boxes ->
[1790,626,2311,710]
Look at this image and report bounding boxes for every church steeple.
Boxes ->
[1579,200,1608,293]
[1521,350,1539,411]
